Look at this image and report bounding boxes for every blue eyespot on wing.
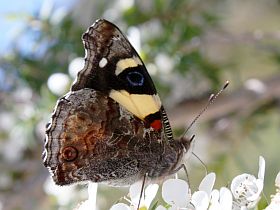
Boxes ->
[126,71,144,86]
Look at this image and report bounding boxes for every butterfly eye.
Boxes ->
[126,71,144,86]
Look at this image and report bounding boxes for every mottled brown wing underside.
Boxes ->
[43,89,172,186]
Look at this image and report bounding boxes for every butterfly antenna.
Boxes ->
[192,152,208,176]
[182,164,191,188]
[181,81,229,138]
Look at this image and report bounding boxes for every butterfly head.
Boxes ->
[178,134,195,153]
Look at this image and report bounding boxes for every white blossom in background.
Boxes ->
[244,78,267,95]
[155,53,174,74]
[47,73,70,95]
[264,171,280,210]
[127,26,141,54]
[50,7,68,25]
[231,156,265,210]
[68,57,84,79]
[39,0,53,20]
[43,177,77,206]
[110,182,159,210]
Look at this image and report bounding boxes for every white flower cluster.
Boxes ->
[264,171,280,210]
[74,156,280,210]
[109,156,275,210]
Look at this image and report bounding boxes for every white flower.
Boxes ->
[158,173,231,210]
[110,203,131,210]
[43,177,77,206]
[161,178,191,209]
[209,187,232,210]
[231,156,265,209]
[191,173,233,210]
[47,73,70,95]
[76,183,98,210]
[199,173,216,198]
[155,205,167,210]
[191,173,216,210]
[110,182,159,210]
[264,171,280,210]
[111,156,267,210]
[276,171,280,188]
[191,191,209,210]
[130,182,159,209]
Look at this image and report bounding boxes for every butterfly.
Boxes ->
[42,19,192,186]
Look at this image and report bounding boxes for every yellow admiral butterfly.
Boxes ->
[43,19,192,186]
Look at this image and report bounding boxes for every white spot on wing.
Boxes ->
[99,57,108,68]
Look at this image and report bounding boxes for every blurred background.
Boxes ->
[0,0,280,209]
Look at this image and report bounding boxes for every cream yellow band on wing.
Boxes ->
[115,56,142,76]
[109,90,161,120]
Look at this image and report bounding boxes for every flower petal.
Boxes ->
[231,172,263,209]
[275,171,280,188]
[129,181,143,206]
[162,179,190,207]
[264,175,280,210]
[110,203,131,210]
[144,184,159,207]
[210,189,219,203]
[88,183,98,206]
[246,179,263,201]
[129,182,158,209]
[43,177,76,206]
[191,191,209,210]
[209,189,220,210]
[77,200,93,210]
[219,187,232,210]
[258,156,265,181]
[155,205,166,210]
[199,172,216,198]
[230,173,256,198]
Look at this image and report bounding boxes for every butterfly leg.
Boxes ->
[167,164,191,188]
[137,173,147,210]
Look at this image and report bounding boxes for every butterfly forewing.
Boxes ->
[72,19,156,93]
[72,19,172,132]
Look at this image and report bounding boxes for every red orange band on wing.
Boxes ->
[150,119,162,131]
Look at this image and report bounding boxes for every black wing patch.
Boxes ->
[71,19,156,95]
